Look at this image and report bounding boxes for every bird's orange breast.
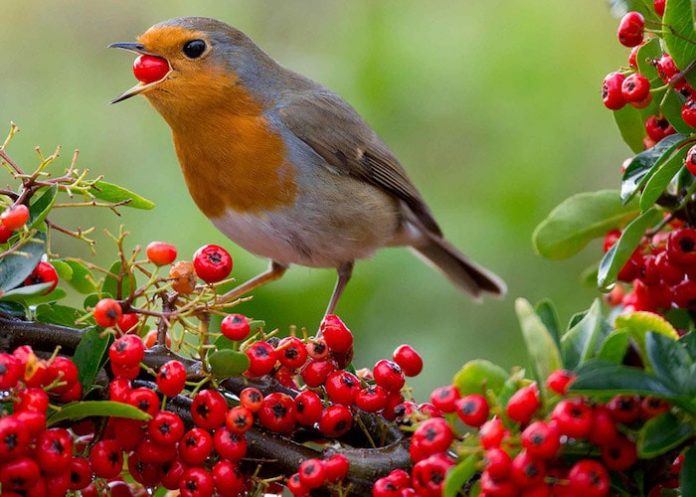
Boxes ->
[143,60,297,218]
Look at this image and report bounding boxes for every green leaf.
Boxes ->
[72,327,113,391]
[681,445,696,496]
[609,0,660,19]
[597,208,662,289]
[0,232,45,293]
[662,89,692,133]
[36,303,89,328]
[640,145,689,211]
[0,301,27,318]
[88,181,155,210]
[443,455,478,497]
[28,185,57,229]
[615,311,680,361]
[636,38,662,82]
[638,412,693,458]
[59,260,97,295]
[208,349,250,377]
[621,134,688,203]
[453,359,508,396]
[663,0,696,88]
[561,300,606,370]
[613,105,647,153]
[571,361,677,398]
[0,282,52,301]
[51,260,73,281]
[646,332,693,393]
[102,261,136,299]
[534,299,561,347]
[515,299,563,382]
[597,329,631,364]
[47,400,150,426]
[532,190,639,260]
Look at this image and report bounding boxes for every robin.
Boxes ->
[109,17,505,315]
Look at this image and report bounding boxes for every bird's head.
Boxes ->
[110,17,275,119]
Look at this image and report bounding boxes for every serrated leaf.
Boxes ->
[646,332,693,393]
[597,208,661,289]
[443,455,478,497]
[47,400,150,426]
[561,300,606,370]
[515,299,562,382]
[533,190,639,260]
[663,0,696,89]
[88,181,155,210]
[639,412,693,458]
[28,185,57,229]
[0,232,45,293]
[453,359,508,396]
[613,105,647,153]
[72,326,112,391]
[59,260,97,294]
[640,146,689,211]
[208,349,250,377]
[621,134,688,202]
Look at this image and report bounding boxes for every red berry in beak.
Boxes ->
[132,55,169,84]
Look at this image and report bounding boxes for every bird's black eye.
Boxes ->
[183,39,206,59]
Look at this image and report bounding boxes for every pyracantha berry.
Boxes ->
[456,394,489,427]
[89,440,123,479]
[568,460,610,497]
[109,334,145,368]
[191,389,227,429]
[226,406,254,433]
[146,241,177,266]
[193,244,233,283]
[0,204,29,231]
[213,428,247,462]
[319,404,353,437]
[521,421,561,460]
[259,392,296,433]
[24,261,58,293]
[299,458,327,489]
[617,11,645,47]
[373,359,405,392]
[240,387,264,412]
[245,341,277,377]
[156,360,187,397]
[276,336,308,369]
[294,390,323,426]
[179,467,215,497]
[392,344,423,377]
[506,383,540,424]
[179,427,214,466]
[602,72,626,110]
[325,370,360,405]
[220,314,251,341]
[149,411,185,445]
[94,298,123,328]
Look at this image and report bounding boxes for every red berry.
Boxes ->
[0,204,29,231]
[109,334,145,368]
[191,389,228,429]
[607,394,641,424]
[213,428,247,461]
[299,458,327,489]
[68,457,92,491]
[132,54,170,84]
[373,359,405,392]
[325,370,360,405]
[35,428,72,474]
[324,454,350,482]
[0,457,40,492]
[129,387,160,416]
[411,455,454,497]
[319,404,353,437]
[480,417,507,449]
[655,0,666,15]
[321,314,354,354]
[506,384,540,424]
[414,417,453,455]
[618,11,645,47]
[682,98,696,127]
[156,360,187,397]
[127,452,161,487]
[0,353,22,390]
[24,261,58,293]
[180,467,215,497]
[14,387,49,413]
[0,415,30,460]
[146,241,177,266]
[94,298,123,328]
[245,341,277,377]
[511,451,546,488]
[657,53,680,83]
[484,448,512,479]
[193,244,233,283]
[136,438,177,463]
[149,410,185,445]
[116,313,139,334]
[456,394,489,427]
[568,460,610,497]
[645,115,675,142]
[551,398,593,439]
[46,356,79,394]
[220,314,251,341]
[179,428,213,466]
[232,388,260,415]
[546,369,575,395]
[109,378,132,402]
[301,359,336,387]
[628,45,641,69]
[287,473,309,496]
[226,406,254,433]
[294,389,323,426]
[521,421,560,460]
[480,471,516,497]
[601,436,637,471]
[0,223,13,243]
[162,460,186,490]
[355,385,388,412]
[589,406,619,446]
[641,396,670,418]
[621,73,650,102]
[392,344,423,377]
[276,336,308,369]
[686,145,696,176]
[259,392,296,433]
[89,440,123,479]
[307,339,329,360]
[212,460,245,497]
[602,72,626,110]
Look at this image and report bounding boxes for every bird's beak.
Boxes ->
[108,42,171,104]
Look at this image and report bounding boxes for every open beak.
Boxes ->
[108,42,171,104]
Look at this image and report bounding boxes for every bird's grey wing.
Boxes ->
[276,91,442,237]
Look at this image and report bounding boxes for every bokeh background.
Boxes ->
[1,1,628,397]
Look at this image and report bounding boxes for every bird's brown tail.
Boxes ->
[411,235,506,299]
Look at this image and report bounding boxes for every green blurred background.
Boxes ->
[0,1,629,397]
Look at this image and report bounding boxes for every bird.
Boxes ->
[109,17,506,316]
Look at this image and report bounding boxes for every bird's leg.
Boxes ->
[217,261,287,305]
[324,261,354,317]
